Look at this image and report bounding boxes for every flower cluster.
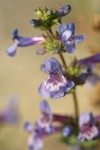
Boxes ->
[5,2,100,150]
[24,100,68,150]
[24,101,100,150]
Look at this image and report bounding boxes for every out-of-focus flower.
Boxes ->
[24,122,34,133]
[36,48,46,55]
[6,29,45,57]
[59,22,85,53]
[55,5,71,18]
[78,54,100,66]
[62,125,73,137]
[28,132,43,150]
[78,54,100,85]
[40,63,47,73]
[37,100,53,131]
[24,100,63,150]
[38,57,75,99]
[77,112,99,142]
[0,96,19,123]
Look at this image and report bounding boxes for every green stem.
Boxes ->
[59,53,67,70]
[46,30,52,38]
[72,90,79,121]
[48,28,54,37]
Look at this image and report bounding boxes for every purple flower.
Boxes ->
[38,57,75,99]
[86,71,100,86]
[37,100,53,129]
[78,54,100,66]
[78,112,99,142]
[24,122,33,133]
[28,133,43,150]
[0,96,19,123]
[78,54,100,85]
[59,22,85,53]
[24,100,64,150]
[40,63,47,73]
[6,29,45,57]
[55,5,71,17]
[62,126,73,137]
[24,121,43,150]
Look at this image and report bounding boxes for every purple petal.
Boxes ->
[18,36,45,47]
[87,74,100,86]
[39,74,75,99]
[12,29,45,47]
[6,43,18,57]
[50,88,65,99]
[45,125,55,133]
[45,57,63,74]
[24,122,33,132]
[59,24,67,35]
[28,135,43,150]
[13,29,19,39]
[62,126,73,137]
[4,96,19,123]
[79,112,94,128]
[56,5,71,17]
[38,82,50,99]
[64,41,76,53]
[62,30,73,41]
[40,100,51,115]
[77,134,85,142]
[78,125,99,141]
[40,63,47,73]
[73,35,86,42]
[78,54,100,66]
[67,22,75,34]
[49,78,74,99]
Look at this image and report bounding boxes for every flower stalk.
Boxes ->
[72,90,79,121]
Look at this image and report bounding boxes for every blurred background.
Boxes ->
[0,0,100,150]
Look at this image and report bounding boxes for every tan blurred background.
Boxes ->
[0,0,100,150]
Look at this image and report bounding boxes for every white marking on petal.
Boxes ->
[62,30,72,40]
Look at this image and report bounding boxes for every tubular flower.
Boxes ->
[24,101,63,150]
[0,96,19,123]
[38,57,75,99]
[55,5,71,17]
[77,112,99,142]
[36,100,53,132]
[59,22,85,53]
[78,54,100,66]
[6,29,45,57]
